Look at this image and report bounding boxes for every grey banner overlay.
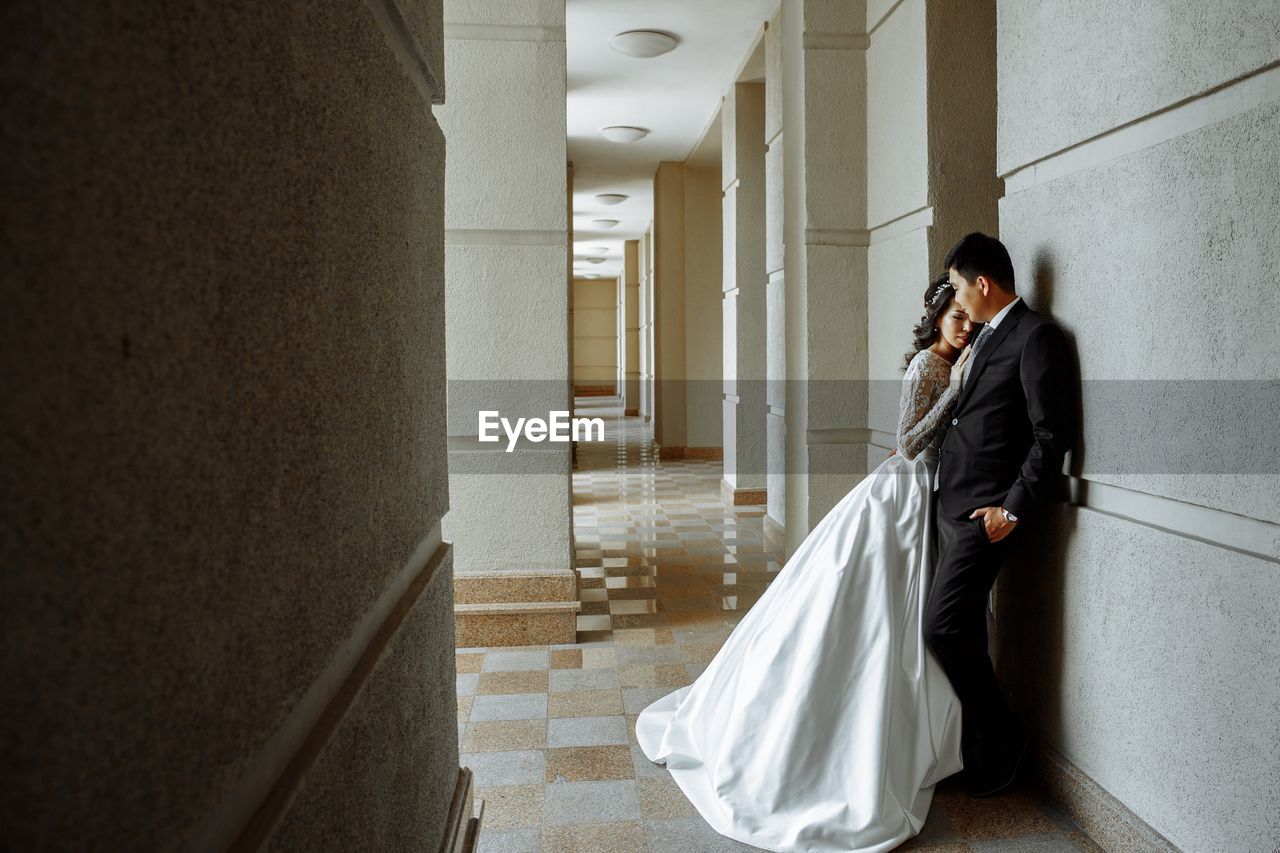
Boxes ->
[445,380,1280,475]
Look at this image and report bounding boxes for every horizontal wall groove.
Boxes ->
[365,0,444,105]
[1002,60,1280,194]
[1070,478,1279,564]
[189,527,450,852]
[867,0,909,37]
[443,23,565,43]
[860,429,1278,562]
[805,227,870,247]
[806,427,876,445]
[868,205,934,244]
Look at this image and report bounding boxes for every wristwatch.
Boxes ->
[1001,507,1019,524]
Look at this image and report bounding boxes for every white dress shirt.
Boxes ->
[985,295,1022,329]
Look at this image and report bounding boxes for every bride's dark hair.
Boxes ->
[903,274,956,370]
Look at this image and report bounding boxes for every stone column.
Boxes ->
[764,7,789,540]
[640,227,656,422]
[435,0,576,646]
[683,163,725,458]
[722,80,769,505]
[572,277,617,393]
[622,240,641,415]
[781,0,868,554]
[615,274,625,398]
[652,161,688,456]
[864,0,1000,446]
[2,0,459,849]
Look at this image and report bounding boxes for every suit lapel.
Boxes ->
[956,300,1027,413]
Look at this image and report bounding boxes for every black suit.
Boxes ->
[926,298,1073,758]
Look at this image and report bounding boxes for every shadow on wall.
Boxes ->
[993,250,1085,755]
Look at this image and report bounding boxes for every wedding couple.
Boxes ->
[635,233,1074,852]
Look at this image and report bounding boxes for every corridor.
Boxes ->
[456,397,1103,852]
[6,0,1277,849]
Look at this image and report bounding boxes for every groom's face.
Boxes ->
[948,268,989,323]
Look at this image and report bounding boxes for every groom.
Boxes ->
[926,233,1074,797]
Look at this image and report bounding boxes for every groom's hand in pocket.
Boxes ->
[970,506,1016,543]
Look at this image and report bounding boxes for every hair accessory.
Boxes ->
[928,280,953,304]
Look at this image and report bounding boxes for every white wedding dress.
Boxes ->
[635,349,964,853]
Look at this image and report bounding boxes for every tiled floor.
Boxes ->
[456,396,1102,852]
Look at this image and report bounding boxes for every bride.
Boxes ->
[635,275,975,853]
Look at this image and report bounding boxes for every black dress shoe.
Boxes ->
[965,724,1029,798]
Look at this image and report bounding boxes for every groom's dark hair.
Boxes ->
[945,232,1015,293]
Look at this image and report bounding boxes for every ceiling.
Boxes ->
[567,0,776,281]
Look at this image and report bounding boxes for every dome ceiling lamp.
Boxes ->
[609,30,678,59]
[591,219,620,229]
[595,193,628,206]
[599,126,648,144]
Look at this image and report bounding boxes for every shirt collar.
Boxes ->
[987,296,1022,329]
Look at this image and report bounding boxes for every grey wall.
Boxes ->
[1,1,455,849]
[994,2,1280,850]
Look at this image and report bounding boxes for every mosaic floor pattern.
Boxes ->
[457,395,1102,852]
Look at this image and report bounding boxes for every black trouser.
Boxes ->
[925,509,1020,761]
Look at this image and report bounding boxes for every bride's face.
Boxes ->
[937,299,972,352]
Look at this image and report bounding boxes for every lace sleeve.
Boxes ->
[896,353,959,460]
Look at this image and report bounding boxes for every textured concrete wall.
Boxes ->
[623,241,642,411]
[722,81,768,491]
[996,0,1280,175]
[995,2,1280,849]
[435,0,570,579]
[653,162,688,450]
[640,227,656,420]
[765,5,789,528]
[651,161,722,451]
[572,278,618,387]
[1,0,454,849]
[684,166,725,450]
[866,0,927,229]
[266,558,457,851]
[864,0,929,437]
[864,0,998,439]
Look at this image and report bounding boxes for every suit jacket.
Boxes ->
[937,299,1074,523]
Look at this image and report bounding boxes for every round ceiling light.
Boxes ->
[591,219,620,229]
[599,126,649,144]
[591,246,610,253]
[588,258,606,264]
[610,30,678,58]
[595,193,628,206]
